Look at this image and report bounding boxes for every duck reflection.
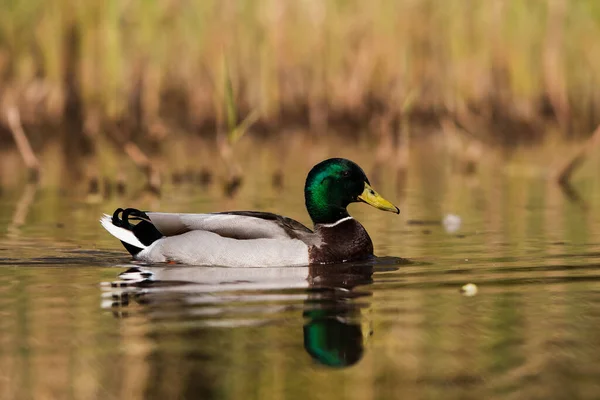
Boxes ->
[103,259,400,368]
[303,263,374,367]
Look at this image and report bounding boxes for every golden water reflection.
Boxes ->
[0,139,600,399]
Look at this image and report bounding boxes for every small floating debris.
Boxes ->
[460,283,478,297]
[406,219,440,226]
[443,213,462,233]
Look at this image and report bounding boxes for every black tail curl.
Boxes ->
[112,208,163,256]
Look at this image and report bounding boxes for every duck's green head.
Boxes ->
[304,158,399,224]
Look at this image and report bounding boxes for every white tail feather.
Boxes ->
[100,215,147,249]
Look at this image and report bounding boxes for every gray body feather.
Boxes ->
[135,212,318,267]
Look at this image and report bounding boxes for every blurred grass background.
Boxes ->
[1,0,600,141]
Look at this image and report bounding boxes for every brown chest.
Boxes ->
[308,219,374,264]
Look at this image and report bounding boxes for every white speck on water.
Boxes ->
[443,214,462,233]
[460,283,478,297]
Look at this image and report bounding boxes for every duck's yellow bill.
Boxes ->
[358,182,400,214]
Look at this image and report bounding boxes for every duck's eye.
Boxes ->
[341,170,351,178]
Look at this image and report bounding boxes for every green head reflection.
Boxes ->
[303,308,364,367]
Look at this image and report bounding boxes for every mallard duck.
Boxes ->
[100,158,399,267]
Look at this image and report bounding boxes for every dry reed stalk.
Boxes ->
[490,0,509,108]
[441,117,484,174]
[543,0,570,131]
[7,183,38,237]
[373,115,394,165]
[123,141,161,194]
[555,123,600,185]
[5,106,40,181]
[216,133,243,196]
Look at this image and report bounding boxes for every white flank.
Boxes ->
[320,216,354,228]
[100,214,147,249]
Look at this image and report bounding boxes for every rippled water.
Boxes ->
[1,144,600,399]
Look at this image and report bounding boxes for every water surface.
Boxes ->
[1,144,600,399]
